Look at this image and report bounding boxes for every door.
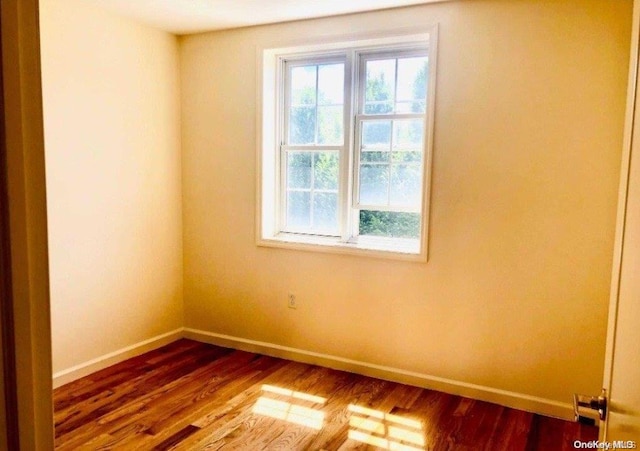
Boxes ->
[601,0,640,441]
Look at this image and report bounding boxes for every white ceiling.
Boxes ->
[92,0,445,35]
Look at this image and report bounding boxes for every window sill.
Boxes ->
[257,233,426,262]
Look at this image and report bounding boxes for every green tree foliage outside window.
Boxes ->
[359,210,421,239]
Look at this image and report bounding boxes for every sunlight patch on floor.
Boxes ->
[250,385,427,448]
[261,384,327,404]
[347,403,426,450]
[251,384,326,430]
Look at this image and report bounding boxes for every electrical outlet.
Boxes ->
[288,293,297,309]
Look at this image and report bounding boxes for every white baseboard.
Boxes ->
[184,327,575,421]
[52,328,184,389]
[52,326,574,420]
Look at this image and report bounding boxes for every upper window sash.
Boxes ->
[282,55,348,148]
[356,48,429,116]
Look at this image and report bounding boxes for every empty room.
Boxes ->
[1,0,639,449]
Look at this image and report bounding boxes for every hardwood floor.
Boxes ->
[53,339,597,450]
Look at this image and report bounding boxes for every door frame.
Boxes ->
[600,0,640,441]
[0,0,54,448]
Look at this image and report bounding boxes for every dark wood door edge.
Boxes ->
[0,5,21,449]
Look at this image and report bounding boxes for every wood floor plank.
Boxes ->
[287,372,381,450]
[54,341,225,423]
[247,368,363,451]
[92,350,262,448]
[173,362,316,450]
[54,339,204,408]
[56,347,243,449]
[480,405,532,450]
[192,365,335,450]
[127,356,291,449]
[153,424,201,451]
[53,339,598,450]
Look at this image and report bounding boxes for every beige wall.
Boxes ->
[40,0,183,373]
[180,0,631,407]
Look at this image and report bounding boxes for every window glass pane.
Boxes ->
[395,101,426,114]
[313,192,339,231]
[359,210,421,239]
[318,64,344,105]
[365,59,395,114]
[362,121,391,149]
[317,106,343,145]
[361,151,389,163]
[396,57,428,113]
[289,106,316,144]
[364,102,394,115]
[390,164,422,208]
[287,152,312,189]
[391,151,422,163]
[393,119,424,149]
[313,152,339,190]
[287,191,311,229]
[360,164,389,205]
[291,65,316,105]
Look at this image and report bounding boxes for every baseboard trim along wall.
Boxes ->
[52,326,574,420]
[183,328,575,421]
[52,328,184,389]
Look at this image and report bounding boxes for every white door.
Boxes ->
[601,0,640,442]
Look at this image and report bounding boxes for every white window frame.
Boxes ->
[257,27,438,262]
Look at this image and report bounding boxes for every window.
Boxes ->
[258,29,437,261]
